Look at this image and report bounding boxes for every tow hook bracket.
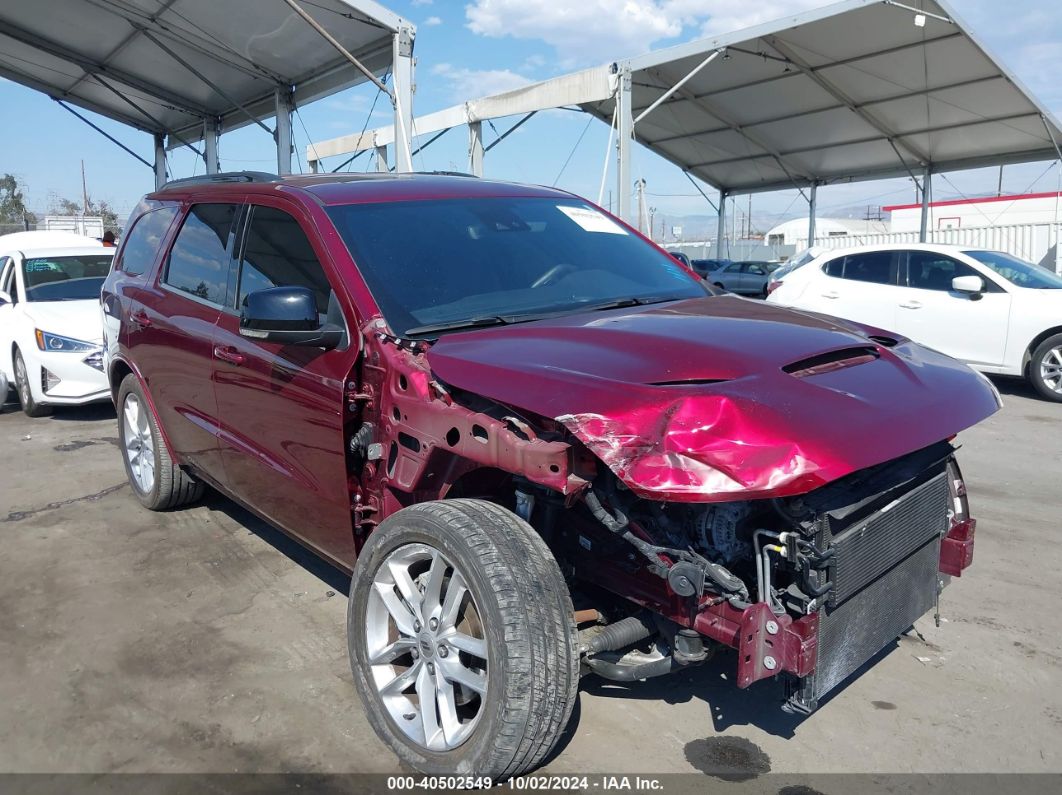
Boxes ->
[736,603,818,688]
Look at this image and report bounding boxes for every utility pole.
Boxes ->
[81,160,90,237]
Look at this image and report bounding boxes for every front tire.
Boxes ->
[348,499,579,780]
[13,349,52,417]
[1029,333,1062,402]
[117,374,204,510]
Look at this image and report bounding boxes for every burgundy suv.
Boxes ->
[101,172,998,779]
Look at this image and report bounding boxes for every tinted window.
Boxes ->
[326,197,705,337]
[164,203,238,305]
[964,250,1062,289]
[117,206,178,276]
[907,252,978,291]
[23,254,113,301]
[237,206,332,315]
[824,256,845,277]
[841,251,895,284]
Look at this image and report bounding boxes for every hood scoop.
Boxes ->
[783,346,879,379]
[646,377,728,387]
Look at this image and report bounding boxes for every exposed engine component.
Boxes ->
[695,502,752,563]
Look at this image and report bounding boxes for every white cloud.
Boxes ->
[431,63,532,101]
[464,0,827,64]
[424,16,442,26]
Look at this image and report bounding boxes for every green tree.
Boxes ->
[50,195,120,234]
[0,174,37,226]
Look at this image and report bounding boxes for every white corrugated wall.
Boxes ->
[793,222,1062,272]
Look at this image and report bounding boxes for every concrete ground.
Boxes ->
[1,378,1059,779]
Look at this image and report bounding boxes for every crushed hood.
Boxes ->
[426,296,1001,501]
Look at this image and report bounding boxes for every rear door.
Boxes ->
[0,256,16,378]
[892,250,1011,367]
[803,250,902,332]
[128,202,241,480]
[212,201,358,567]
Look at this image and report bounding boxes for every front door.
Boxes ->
[892,250,1011,367]
[211,202,358,568]
[805,249,903,333]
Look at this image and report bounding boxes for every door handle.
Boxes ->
[129,309,152,328]
[820,291,839,299]
[899,300,923,309]
[213,345,246,366]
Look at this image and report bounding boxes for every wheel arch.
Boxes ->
[111,356,178,461]
[1022,325,1062,373]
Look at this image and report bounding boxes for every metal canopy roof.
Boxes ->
[0,0,409,149]
[308,0,1062,198]
[606,0,1062,194]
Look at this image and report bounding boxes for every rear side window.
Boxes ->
[164,203,238,305]
[907,251,981,291]
[825,252,896,284]
[116,206,178,276]
[237,206,333,315]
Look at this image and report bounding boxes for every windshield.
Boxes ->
[327,197,707,336]
[22,254,112,301]
[963,250,1062,289]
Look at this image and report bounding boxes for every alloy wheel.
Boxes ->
[122,392,156,493]
[365,543,489,752]
[14,354,30,406]
[1040,345,1062,395]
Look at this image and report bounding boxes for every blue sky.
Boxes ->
[2,0,1060,231]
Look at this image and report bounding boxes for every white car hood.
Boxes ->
[21,300,104,345]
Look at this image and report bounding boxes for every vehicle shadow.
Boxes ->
[579,639,901,739]
[201,490,352,595]
[46,403,117,422]
[987,374,1040,401]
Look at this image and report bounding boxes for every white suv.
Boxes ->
[767,243,1062,401]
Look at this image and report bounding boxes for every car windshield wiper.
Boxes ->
[403,315,512,337]
[583,295,688,312]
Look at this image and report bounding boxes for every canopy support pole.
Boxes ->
[919,165,932,242]
[375,145,389,172]
[392,24,415,172]
[484,112,536,154]
[616,65,634,224]
[275,87,293,175]
[53,99,154,171]
[808,182,818,246]
[468,121,483,177]
[154,134,167,189]
[633,49,721,125]
[203,116,220,173]
[717,189,728,257]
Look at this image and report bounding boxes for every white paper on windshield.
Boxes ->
[557,205,628,235]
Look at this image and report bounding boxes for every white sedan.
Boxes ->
[0,235,114,416]
[767,243,1062,402]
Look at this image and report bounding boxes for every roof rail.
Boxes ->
[159,171,280,190]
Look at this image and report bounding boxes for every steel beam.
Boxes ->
[275,88,294,175]
[468,121,484,177]
[154,134,167,190]
[392,24,415,172]
[616,65,634,223]
[808,182,818,246]
[717,188,728,257]
[204,117,220,173]
[919,165,932,242]
[375,145,388,172]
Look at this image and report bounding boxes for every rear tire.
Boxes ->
[13,349,51,418]
[348,499,579,780]
[1029,333,1062,403]
[117,374,204,510]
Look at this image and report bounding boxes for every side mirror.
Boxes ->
[240,286,343,349]
[952,275,985,295]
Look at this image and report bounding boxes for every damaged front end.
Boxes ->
[562,440,977,713]
[358,299,996,714]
